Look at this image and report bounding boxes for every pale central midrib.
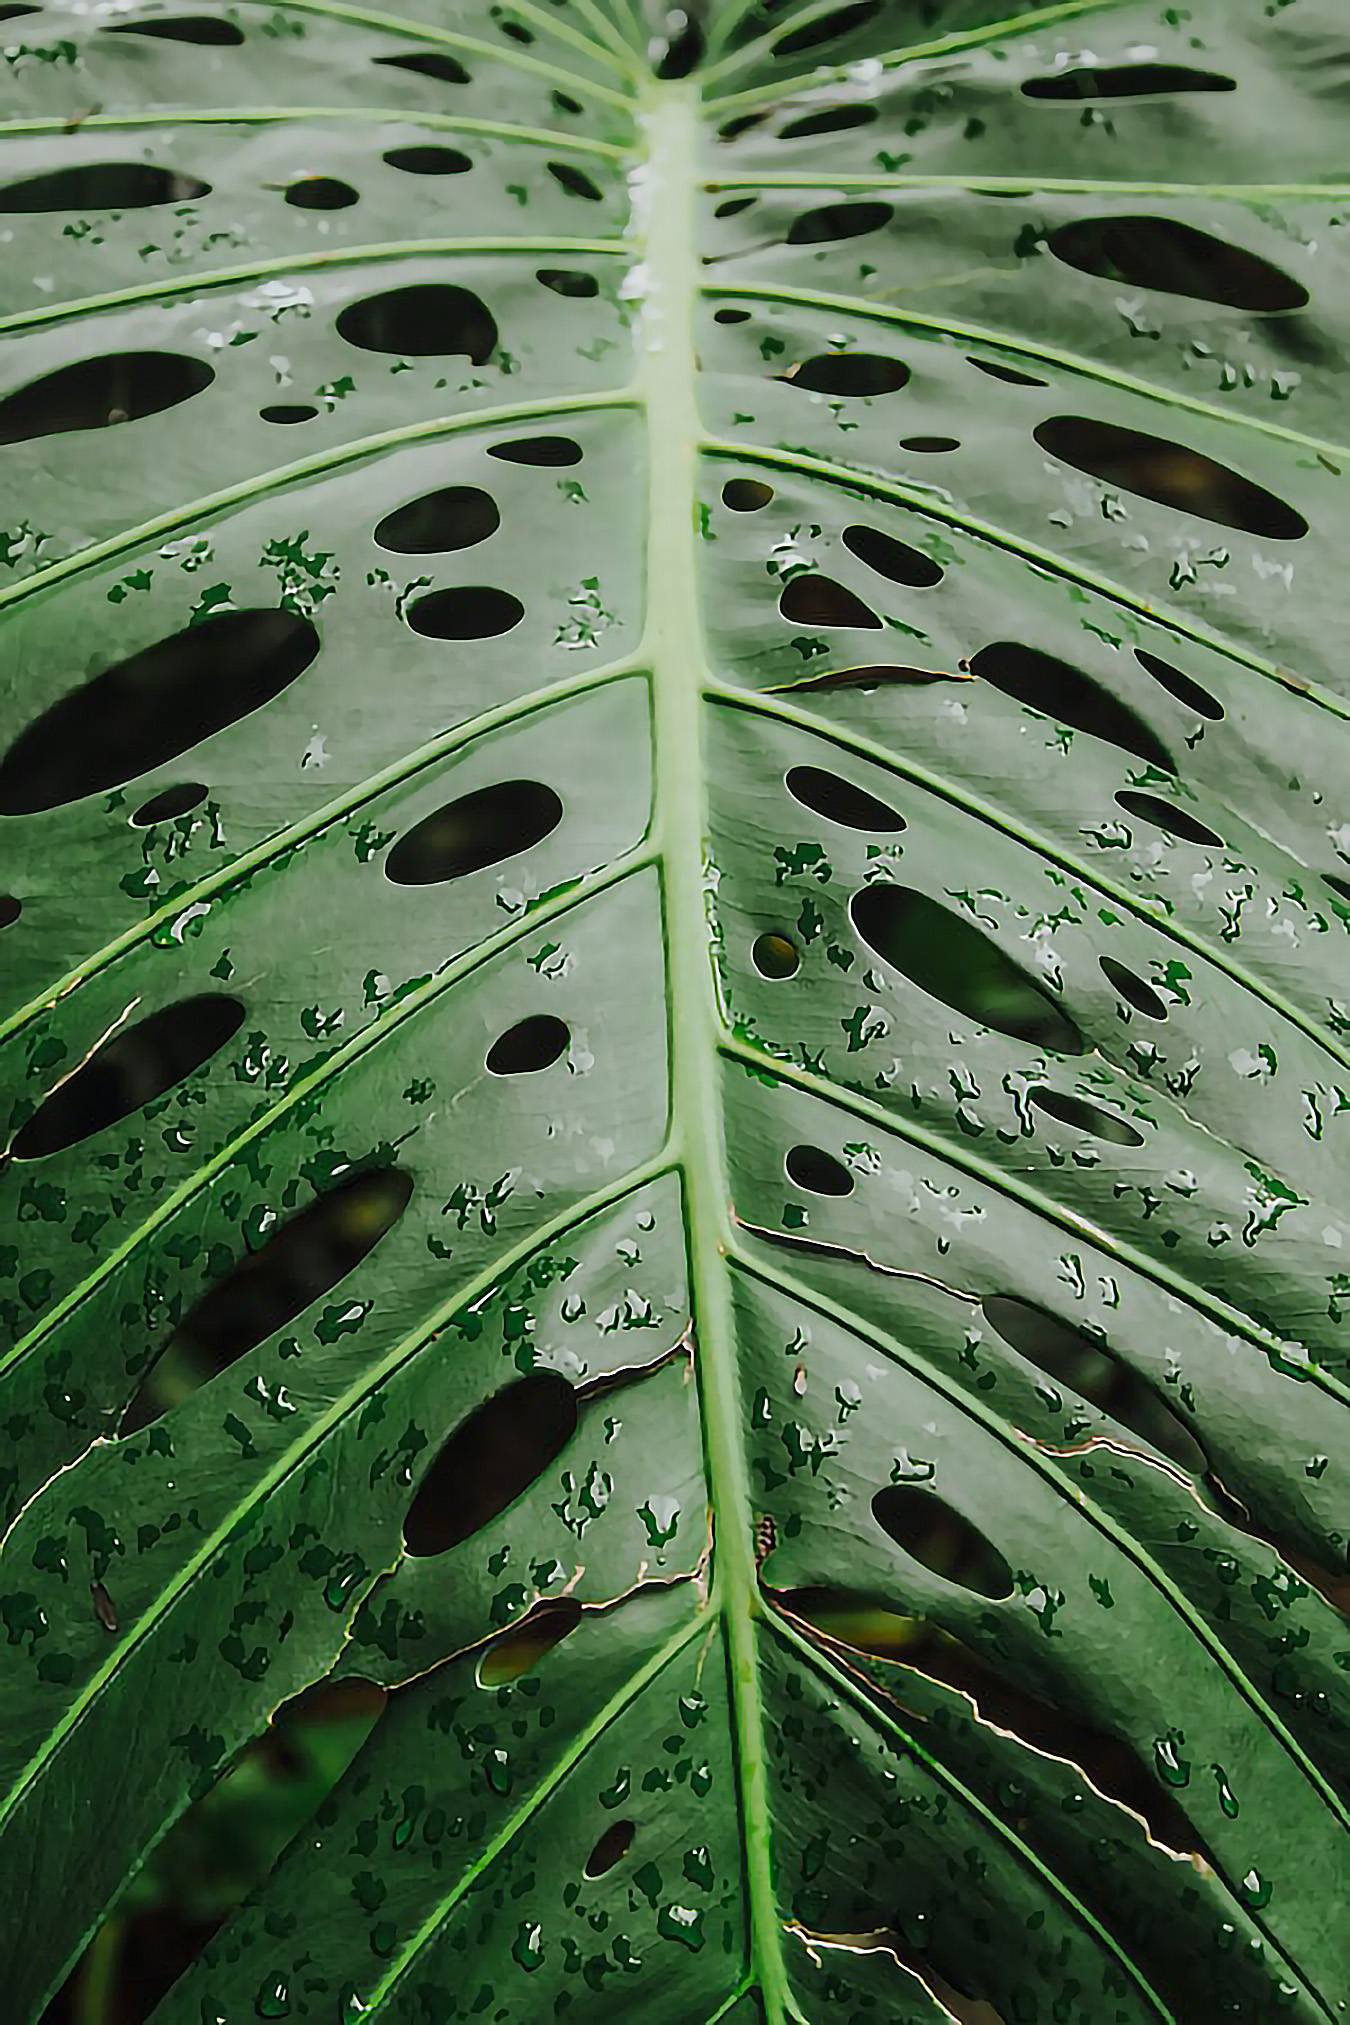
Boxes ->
[637,77,796,2025]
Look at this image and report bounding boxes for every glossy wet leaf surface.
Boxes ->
[0,3,1346,2021]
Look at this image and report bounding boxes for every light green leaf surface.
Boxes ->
[0,2,1346,2019]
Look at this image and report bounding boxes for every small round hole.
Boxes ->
[722,478,773,512]
[284,176,358,210]
[753,932,799,980]
[785,1144,853,1196]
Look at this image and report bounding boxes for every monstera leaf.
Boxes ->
[1,0,1347,2018]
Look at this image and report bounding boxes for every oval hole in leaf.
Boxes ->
[285,175,358,210]
[261,403,316,424]
[841,524,943,589]
[1029,1084,1144,1147]
[0,350,213,446]
[970,641,1173,771]
[584,1818,637,1878]
[0,4,41,17]
[403,1372,578,1555]
[714,196,757,219]
[383,144,471,175]
[121,1167,414,1433]
[775,0,880,55]
[488,434,581,466]
[982,1295,1206,1473]
[336,284,496,361]
[787,200,892,245]
[719,112,768,141]
[1099,955,1168,1020]
[714,306,752,324]
[752,931,800,980]
[1325,872,1350,904]
[722,477,773,511]
[11,993,245,1160]
[1022,63,1236,101]
[1034,415,1307,540]
[0,894,21,929]
[968,355,1047,388]
[552,90,583,116]
[537,267,598,297]
[1134,647,1224,721]
[0,163,210,211]
[406,586,523,639]
[548,161,603,202]
[385,779,562,885]
[373,51,470,85]
[0,609,320,814]
[779,103,878,139]
[130,781,207,826]
[871,1485,1012,1598]
[779,574,881,628]
[850,885,1084,1053]
[785,764,905,832]
[375,484,500,555]
[477,1598,582,1686]
[105,13,245,41]
[784,352,908,396]
[785,1144,854,1196]
[1047,215,1307,313]
[486,1014,569,1075]
[1116,789,1223,847]
[901,435,959,452]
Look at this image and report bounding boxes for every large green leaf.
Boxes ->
[0,1,1346,2018]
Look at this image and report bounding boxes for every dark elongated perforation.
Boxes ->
[968,355,1047,389]
[1116,789,1223,848]
[753,931,800,980]
[0,895,21,929]
[121,1168,414,1433]
[779,574,881,628]
[10,994,245,1160]
[787,200,892,246]
[1029,1084,1145,1148]
[383,145,472,175]
[774,0,880,56]
[488,435,582,465]
[537,268,599,297]
[769,663,956,692]
[850,884,1085,1054]
[385,779,562,886]
[719,112,769,143]
[130,782,208,827]
[547,162,604,202]
[785,763,905,832]
[0,609,319,814]
[585,1819,637,1878]
[1048,216,1307,313]
[1034,416,1308,540]
[714,306,752,324]
[486,1014,570,1074]
[260,403,317,425]
[982,1296,1205,1473]
[374,484,500,555]
[336,284,496,361]
[406,586,523,639]
[779,104,878,139]
[0,163,210,211]
[1099,955,1168,1020]
[477,1599,583,1686]
[0,351,213,446]
[841,524,944,589]
[970,641,1174,771]
[714,196,758,220]
[552,89,583,117]
[1022,63,1236,101]
[871,1485,1013,1598]
[781,352,909,395]
[901,435,959,452]
[284,176,358,210]
[785,1144,854,1196]
[373,51,471,86]
[104,13,244,41]
[1134,647,1224,721]
[403,1373,578,1555]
